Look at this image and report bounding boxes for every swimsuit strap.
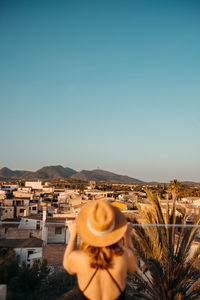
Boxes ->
[106,269,123,293]
[82,267,123,295]
[82,267,99,293]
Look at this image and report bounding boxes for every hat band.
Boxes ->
[87,218,115,236]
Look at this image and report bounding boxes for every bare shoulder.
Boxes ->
[63,250,84,274]
[122,246,138,274]
[123,246,134,256]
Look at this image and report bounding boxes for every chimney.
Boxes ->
[42,206,47,245]
[42,206,47,222]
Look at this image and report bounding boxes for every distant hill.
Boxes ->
[0,166,143,183]
[34,165,77,179]
[0,167,16,178]
[0,165,77,180]
[182,181,200,186]
[70,169,143,184]
[0,167,32,179]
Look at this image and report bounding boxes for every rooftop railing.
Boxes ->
[1,220,200,227]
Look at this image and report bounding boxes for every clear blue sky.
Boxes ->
[1,0,200,182]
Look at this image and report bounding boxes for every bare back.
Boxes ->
[66,246,137,300]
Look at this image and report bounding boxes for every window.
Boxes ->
[55,227,62,234]
[28,250,34,256]
[27,250,34,262]
[32,207,36,210]
[36,221,40,230]
[20,209,24,213]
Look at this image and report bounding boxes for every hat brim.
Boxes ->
[76,201,127,247]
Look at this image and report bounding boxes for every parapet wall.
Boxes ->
[42,244,66,265]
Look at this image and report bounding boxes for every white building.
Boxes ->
[25,181,43,190]
[19,216,42,230]
[0,190,6,200]
[0,238,42,266]
[0,185,18,192]
[192,199,200,207]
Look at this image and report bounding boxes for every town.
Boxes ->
[1,179,200,268]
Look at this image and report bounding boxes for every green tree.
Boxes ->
[0,249,76,300]
[130,191,200,299]
[0,249,18,285]
[7,260,50,300]
[39,270,76,300]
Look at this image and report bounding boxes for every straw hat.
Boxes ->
[76,200,127,247]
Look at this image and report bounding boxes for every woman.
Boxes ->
[63,200,137,300]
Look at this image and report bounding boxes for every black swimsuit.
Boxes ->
[78,267,126,300]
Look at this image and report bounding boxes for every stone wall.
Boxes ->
[42,244,66,265]
[6,228,30,239]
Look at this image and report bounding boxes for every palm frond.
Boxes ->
[184,213,200,255]
[130,191,200,300]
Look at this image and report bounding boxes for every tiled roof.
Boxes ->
[0,237,43,248]
[23,214,43,220]
[47,217,66,222]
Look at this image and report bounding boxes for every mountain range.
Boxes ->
[70,169,142,184]
[0,166,143,184]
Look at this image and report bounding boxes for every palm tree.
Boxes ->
[167,179,182,203]
[129,191,200,300]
